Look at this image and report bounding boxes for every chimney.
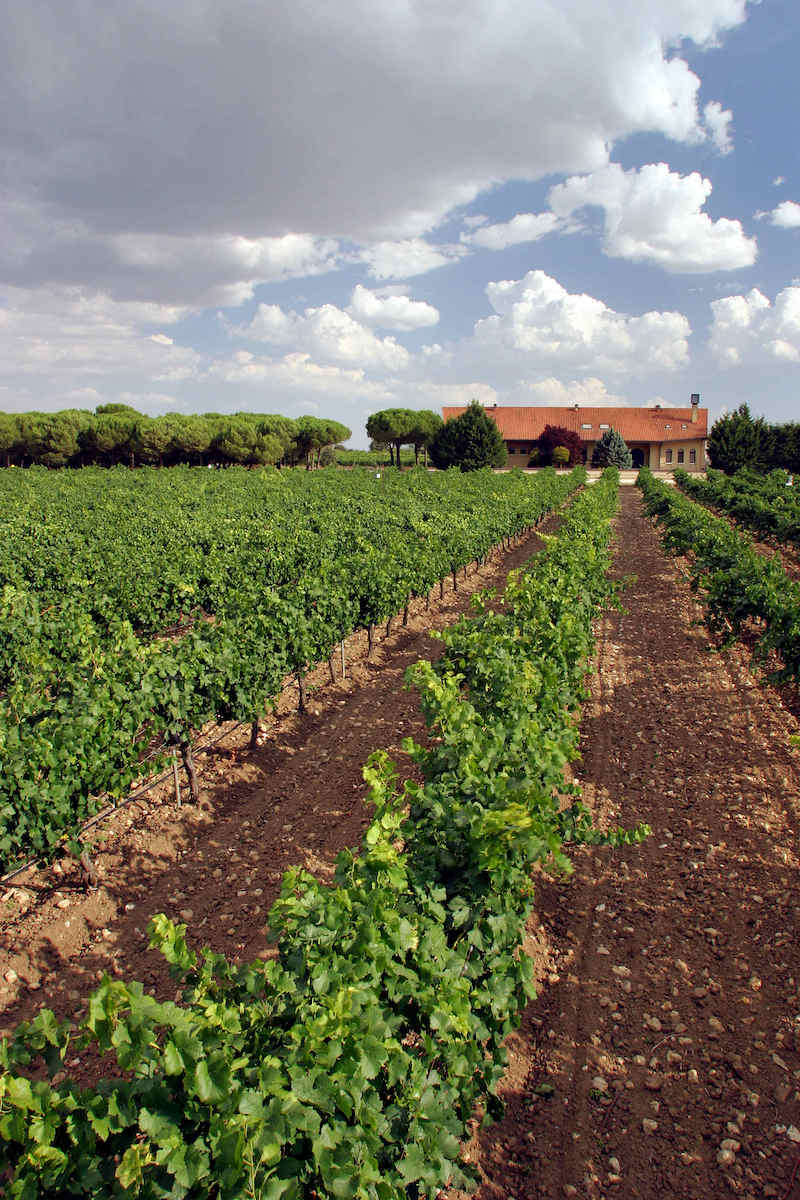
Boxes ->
[690,392,700,423]
[655,403,661,411]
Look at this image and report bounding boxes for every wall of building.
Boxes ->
[657,439,707,471]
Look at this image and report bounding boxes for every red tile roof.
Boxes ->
[441,405,708,443]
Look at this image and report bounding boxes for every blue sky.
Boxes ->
[1,0,798,445]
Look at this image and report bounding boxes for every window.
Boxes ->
[581,423,592,429]
[677,449,685,464]
[665,449,673,464]
[681,423,687,430]
[665,424,671,430]
[690,448,696,465]
[599,423,610,429]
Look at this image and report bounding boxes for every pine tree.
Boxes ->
[429,401,508,471]
[592,427,633,468]
[707,404,768,473]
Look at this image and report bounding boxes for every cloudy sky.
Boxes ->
[2,0,798,444]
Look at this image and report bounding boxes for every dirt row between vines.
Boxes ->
[2,487,799,1200]
[0,517,554,1062]
[444,486,800,1200]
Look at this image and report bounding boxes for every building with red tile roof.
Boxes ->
[440,397,708,471]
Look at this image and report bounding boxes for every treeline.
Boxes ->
[0,406,351,469]
[708,404,800,474]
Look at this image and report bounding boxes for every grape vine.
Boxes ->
[0,469,646,1199]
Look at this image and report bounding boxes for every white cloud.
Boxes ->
[548,162,756,272]
[473,270,690,372]
[348,285,439,331]
[522,377,629,407]
[0,287,201,382]
[768,201,800,228]
[235,302,410,371]
[117,391,182,413]
[359,240,466,280]
[710,286,800,364]
[461,212,562,251]
[703,100,733,154]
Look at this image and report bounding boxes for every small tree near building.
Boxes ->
[429,400,508,471]
[592,427,633,468]
[538,424,583,466]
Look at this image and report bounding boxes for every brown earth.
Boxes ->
[444,486,800,1200]
[2,487,800,1200]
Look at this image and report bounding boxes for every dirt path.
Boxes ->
[445,486,800,1200]
[0,521,550,1067]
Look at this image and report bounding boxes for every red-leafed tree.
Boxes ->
[537,424,584,466]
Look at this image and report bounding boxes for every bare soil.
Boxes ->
[444,487,800,1200]
[2,488,799,1200]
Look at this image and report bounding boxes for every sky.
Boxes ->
[1,0,798,446]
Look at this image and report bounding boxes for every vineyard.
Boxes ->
[673,466,800,550]
[0,469,648,1197]
[638,466,800,684]
[0,465,582,876]
[2,468,799,1199]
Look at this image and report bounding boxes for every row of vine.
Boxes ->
[0,468,646,1199]
[1,467,583,873]
[673,466,800,548]
[638,466,800,683]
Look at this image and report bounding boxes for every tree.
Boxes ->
[80,412,141,466]
[0,413,21,467]
[407,410,443,467]
[132,416,174,467]
[429,400,508,471]
[29,412,90,467]
[255,415,299,465]
[707,404,768,474]
[292,416,352,468]
[537,424,584,466]
[167,415,213,465]
[211,419,283,467]
[365,408,418,468]
[591,427,632,468]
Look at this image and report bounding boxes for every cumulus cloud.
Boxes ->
[548,162,756,272]
[522,377,629,406]
[235,303,410,371]
[473,270,690,372]
[765,201,800,228]
[348,285,439,331]
[359,240,466,280]
[709,286,800,364]
[703,101,733,154]
[461,212,562,251]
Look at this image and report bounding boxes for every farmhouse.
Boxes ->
[441,396,709,471]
